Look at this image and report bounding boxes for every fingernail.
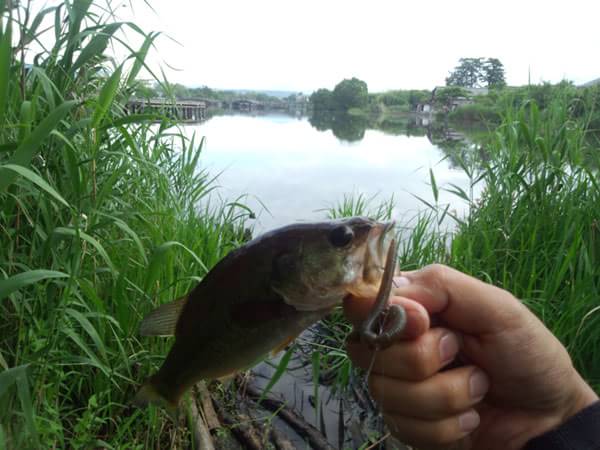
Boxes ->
[439,332,459,365]
[469,370,490,400]
[459,410,480,432]
[393,276,410,287]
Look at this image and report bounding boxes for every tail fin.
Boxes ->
[133,382,178,418]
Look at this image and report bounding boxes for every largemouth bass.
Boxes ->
[135,217,397,412]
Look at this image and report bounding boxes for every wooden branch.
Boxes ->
[244,383,336,450]
[196,382,221,430]
[269,426,295,450]
[187,396,215,450]
[212,396,263,450]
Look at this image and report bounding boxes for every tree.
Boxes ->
[446,58,484,88]
[483,58,506,88]
[446,58,506,89]
[332,77,369,110]
[434,86,469,107]
[310,88,334,111]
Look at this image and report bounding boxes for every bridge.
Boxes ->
[127,98,206,122]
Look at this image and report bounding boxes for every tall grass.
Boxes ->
[0,2,250,448]
[331,97,600,392]
[449,100,600,388]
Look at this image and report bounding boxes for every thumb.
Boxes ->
[395,264,531,335]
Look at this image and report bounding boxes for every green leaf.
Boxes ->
[18,101,33,142]
[0,17,12,126]
[0,364,38,445]
[99,113,161,130]
[0,270,69,301]
[0,365,28,399]
[0,101,77,192]
[126,31,159,86]
[0,164,71,208]
[312,350,321,424]
[54,227,117,275]
[145,241,206,291]
[72,23,122,73]
[91,65,123,129]
[429,168,439,203]
[61,329,110,377]
[257,345,295,404]
[65,308,107,362]
[99,213,147,264]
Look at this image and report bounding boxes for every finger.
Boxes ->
[346,328,461,380]
[395,264,530,335]
[384,409,480,448]
[343,295,429,339]
[369,366,489,419]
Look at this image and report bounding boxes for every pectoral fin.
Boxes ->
[270,332,300,356]
[140,296,188,336]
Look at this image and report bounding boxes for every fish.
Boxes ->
[134,216,397,413]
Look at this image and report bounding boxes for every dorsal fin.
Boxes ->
[140,296,188,336]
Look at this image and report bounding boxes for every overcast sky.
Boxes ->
[117,0,599,93]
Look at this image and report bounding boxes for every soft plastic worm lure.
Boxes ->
[359,238,407,349]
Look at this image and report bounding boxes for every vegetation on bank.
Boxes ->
[0,2,251,448]
[447,81,600,131]
[134,80,303,105]
[310,77,430,115]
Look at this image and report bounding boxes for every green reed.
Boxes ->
[329,96,600,393]
[0,2,250,448]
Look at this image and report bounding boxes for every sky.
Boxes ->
[114,0,600,93]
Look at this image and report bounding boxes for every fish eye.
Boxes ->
[329,225,354,248]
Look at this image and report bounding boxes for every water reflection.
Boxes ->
[185,113,482,232]
[309,112,368,142]
[309,111,434,142]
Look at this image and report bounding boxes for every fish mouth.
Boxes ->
[364,220,396,286]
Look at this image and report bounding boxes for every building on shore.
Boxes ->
[416,86,489,114]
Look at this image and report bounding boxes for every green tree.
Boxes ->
[310,88,334,110]
[446,57,506,89]
[434,86,469,107]
[332,77,369,110]
[483,58,506,88]
[446,58,484,88]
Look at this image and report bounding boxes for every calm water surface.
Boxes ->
[183,113,473,232]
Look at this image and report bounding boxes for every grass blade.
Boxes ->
[0,17,11,127]
[257,345,295,404]
[0,270,69,301]
[0,164,71,208]
[91,64,123,129]
[0,101,77,191]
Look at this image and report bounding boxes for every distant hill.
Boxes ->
[582,78,600,87]
[224,89,300,99]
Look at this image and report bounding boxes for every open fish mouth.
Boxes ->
[364,220,397,285]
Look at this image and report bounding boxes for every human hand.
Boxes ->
[344,264,598,450]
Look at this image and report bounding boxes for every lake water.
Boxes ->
[183,113,475,232]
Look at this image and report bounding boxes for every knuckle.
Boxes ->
[438,378,464,412]
[407,338,435,379]
[421,263,450,291]
[426,263,448,279]
[407,333,437,380]
[433,422,460,445]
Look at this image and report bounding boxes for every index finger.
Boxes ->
[396,264,532,335]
